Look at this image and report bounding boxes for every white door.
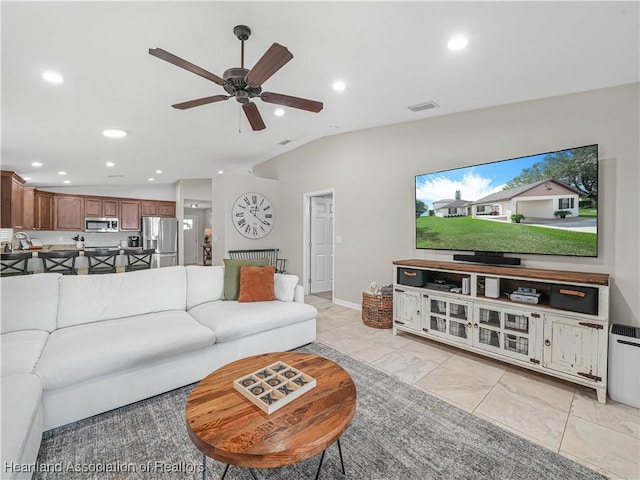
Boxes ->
[310,196,333,294]
[183,215,199,265]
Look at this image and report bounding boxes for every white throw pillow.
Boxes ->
[274,273,299,302]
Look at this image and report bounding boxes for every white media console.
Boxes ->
[392,260,610,403]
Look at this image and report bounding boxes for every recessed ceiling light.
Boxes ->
[23,177,31,181]
[329,125,341,130]
[57,171,67,176]
[332,80,346,92]
[189,203,198,208]
[274,108,285,117]
[42,71,64,84]
[105,161,115,167]
[102,129,127,138]
[155,170,163,174]
[148,178,155,182]
[218,170,224,175]
[63,180,71,184]
[31,161,43,167]
[448,35,469,51]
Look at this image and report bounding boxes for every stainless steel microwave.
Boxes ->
[85,217,119,233]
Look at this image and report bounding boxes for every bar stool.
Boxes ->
[38,250,79,275]
[0,252,32,277]
[125,248,155,272]
[85,249,119,274]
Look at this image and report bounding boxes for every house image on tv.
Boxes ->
[433,178,583,221]
[432,199,472,217]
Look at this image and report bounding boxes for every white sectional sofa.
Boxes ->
[0,265,317,480]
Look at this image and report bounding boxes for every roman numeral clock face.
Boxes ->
[232,192,275,239]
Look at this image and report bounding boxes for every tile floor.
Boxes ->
[307,295,640,480]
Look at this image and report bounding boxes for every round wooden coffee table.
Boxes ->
[186,352,357,479]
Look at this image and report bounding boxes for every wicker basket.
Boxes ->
[361,292,393,329]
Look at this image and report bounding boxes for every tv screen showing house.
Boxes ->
[415,144,598,257]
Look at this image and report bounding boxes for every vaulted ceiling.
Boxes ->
[2,1,638,187]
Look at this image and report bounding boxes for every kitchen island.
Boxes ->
[6,245,138,274]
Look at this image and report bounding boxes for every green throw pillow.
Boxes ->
[223,258,270,300]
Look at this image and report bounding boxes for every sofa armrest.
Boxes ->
[294,284,305,303]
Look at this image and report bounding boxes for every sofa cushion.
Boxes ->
[186,265,224,309]
[188,300,317,342]
[274,273,299,302]
[238,266,276,302]
[1,330,49,377]
[36,311,215,390]
[1,374,42,474]
[1,273,61,334]
[223,258,269,300]
[57,265,187,328]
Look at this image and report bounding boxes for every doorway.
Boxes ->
[303,189,335,299]
[183,199,212,265]
[183,215,199,265]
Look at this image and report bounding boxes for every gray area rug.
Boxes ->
[34,342,605,479]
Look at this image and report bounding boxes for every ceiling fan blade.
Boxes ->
[245,43,293,88]
[149,48,226,86]
[172,95,230,110]
[261,92,323,113]
[242,103,266,131]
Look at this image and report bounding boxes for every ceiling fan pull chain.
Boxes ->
[238,105,242,134]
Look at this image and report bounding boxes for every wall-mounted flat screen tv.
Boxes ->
[415,144,598,258]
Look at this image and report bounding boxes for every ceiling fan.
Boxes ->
[149,25,323,131]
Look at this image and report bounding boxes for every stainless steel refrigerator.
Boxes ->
[142,217,178,268]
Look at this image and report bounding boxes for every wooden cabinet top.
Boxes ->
[1,170,26,184]
[393,259,609,286]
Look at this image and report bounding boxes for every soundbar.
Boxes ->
[453,253,521,266]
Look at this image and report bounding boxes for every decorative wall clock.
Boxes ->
[232,192,275,239]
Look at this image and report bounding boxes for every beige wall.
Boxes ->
[211,174,281,265]
[253,83,640,326]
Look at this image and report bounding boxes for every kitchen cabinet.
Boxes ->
[1,172,175,232]
[158,201,176,217]
[120,200,141,231]
[141,200,176,217]
[34,190,55,230]
[103,199,118,217]
[21,188,54,231]
[85,197,118,217]
[141,201,158,216]
[23,187,35,230]
[54,195,84,230]
[392,260,609,403]
[1,170,25,228]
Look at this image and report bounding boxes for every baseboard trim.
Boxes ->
[333,298,362,311]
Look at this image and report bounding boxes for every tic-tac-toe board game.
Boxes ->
[233,361,317,414]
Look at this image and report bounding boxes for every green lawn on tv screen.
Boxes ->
[416,216,597,256]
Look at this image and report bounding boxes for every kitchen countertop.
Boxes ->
[10,245,137,254]
[6,245,147,274]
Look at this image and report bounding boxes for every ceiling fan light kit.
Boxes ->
[149,24,323,131]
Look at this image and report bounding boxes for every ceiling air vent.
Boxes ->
[408,101,439,112]
[278,139,292,146]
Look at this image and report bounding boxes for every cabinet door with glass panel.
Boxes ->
[473,303,541,363]
[424,293,473,346]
